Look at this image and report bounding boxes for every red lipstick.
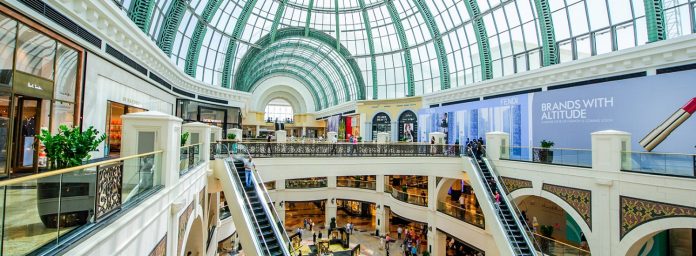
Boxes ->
[640,97,696,151]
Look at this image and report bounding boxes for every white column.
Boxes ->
[485,131,510,160]
[182,122,212,161]
[325,200,337,230]
[390,121,398,142]
[210,126,222,142]
[121,111,182,255]
[302,126,307,137]
[255,125,261,137]
[431,231,447,256]
[374,205,387,236]
[591,130,629,256]
[364,122,372,141]
[275,130,287,143]
[591,130,631,172]
[121,111,182,187]
[376,175,385,193]
[227,128,243,141]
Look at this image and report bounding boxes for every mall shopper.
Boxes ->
[312,231,317,244]
[244,158,255,187]
[397,226,403,239]
[494,191,501,209]
[430,136,436,155]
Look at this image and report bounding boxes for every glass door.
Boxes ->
[0,92,10,177]
[12,96,42,175]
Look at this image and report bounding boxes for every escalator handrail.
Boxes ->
[220,143,273,255]
[239,144,294,255]
[468,148,538,255]
[481,155,543,254]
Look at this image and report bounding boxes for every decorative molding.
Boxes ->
[39,0,250,107]
[500,176,532,193]
[423,34,696,106]
[149,234,167,256]
[620,196,696,239]
[542,183,592,229]
[178,201,195,252]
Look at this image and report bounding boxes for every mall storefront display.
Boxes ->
[106,101,146,155]
[176,99,241,136]
[0,5,83,178]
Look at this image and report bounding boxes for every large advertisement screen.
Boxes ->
[420,70,696,153]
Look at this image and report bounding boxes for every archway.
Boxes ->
[183,216,204,256]
[620,217,696,255]
[264,98,294,124]
[516,195,590,254]
[436,178,485,229]
[398,110,418,142]
[371,112,391,141]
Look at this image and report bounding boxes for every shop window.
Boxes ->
[16,25,56,80]
[0,14,15,86]
[51,101,73,134]
[264,99,294,123]
[54,44,78,102]
[107,101,146,156]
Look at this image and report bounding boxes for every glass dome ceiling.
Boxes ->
[114,0,696,110]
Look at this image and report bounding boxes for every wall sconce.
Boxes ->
[428,226,432,231]
[279,201,284,207]
[376,204,381,209]
[331,198,335,204]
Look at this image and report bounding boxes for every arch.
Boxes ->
[181,215,205,256]
[620,218,696,256]
[251,64,331,108]
[251,75,316,113]
[397,110,418,142]
[231,27,366,100]
[371,112,392,140]
[509,188,593,251]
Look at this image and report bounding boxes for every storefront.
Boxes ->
[371,112,391,140]
[0,5,84,178]
[176,99,241,136]
[105,102,146,155]
[398,110,418,142]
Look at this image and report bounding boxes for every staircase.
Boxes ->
[469,150,538,255]
[229,160,286,255]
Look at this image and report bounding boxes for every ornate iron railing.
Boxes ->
[240,142,462,157]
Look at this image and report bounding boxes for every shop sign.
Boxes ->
[14,71,54,99]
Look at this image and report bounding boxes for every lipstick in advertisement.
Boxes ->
[639,97,696,151]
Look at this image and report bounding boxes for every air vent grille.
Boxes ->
[149,72,173,89]
[19,0,102,48]
[105,44,148,75]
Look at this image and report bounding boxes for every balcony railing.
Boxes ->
[336,179,377,190]
[622,151,696,178]
[385,185,428,207]
[240,142,462,157]
[500,146,592,168]
[0,151,163,255]
[180,143,203,176]
[436,201,485,229]
[285,179,328,189]
[530,232,591,255]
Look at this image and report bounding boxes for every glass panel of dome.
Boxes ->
[594,28,613,55]
[552,9,570,40]
[575,34,592,59]
[615,23,636,50]
[608,0,634,23]
[586,0,609,30]
[568,3,589,36]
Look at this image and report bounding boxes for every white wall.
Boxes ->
[82,54,176,158]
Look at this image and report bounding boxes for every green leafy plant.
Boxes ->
[181,132,190,146]
[540,225,554,237]
[357,136,362,142]
[37,125,106,169]
[227,133,236,140]
[540,140,555,148]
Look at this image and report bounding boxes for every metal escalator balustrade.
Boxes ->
[227,159,288,255]
[468,148,539,255]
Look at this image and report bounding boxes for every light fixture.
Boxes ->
[279,201,284,207]
[376,204,381,209]
[331,198,335,204]
[428,226,432,231]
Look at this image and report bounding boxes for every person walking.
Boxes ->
[312,231,317,245]
[244,157,255,187]
[494,190,501,211]
[397,226,403,240]
[430,136,436,155]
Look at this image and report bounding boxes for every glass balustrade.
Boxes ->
[241,142,462,157]
[385,185,428,207]
[180,143,203,176]
[436,201,485,229]
[285,178,328,189]
[0,151,163,255]
[336,179,377,190]
[530,232,591,255]
[500,146,592,168]
[622,151,696,178]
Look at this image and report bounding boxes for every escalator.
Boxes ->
[467,149,538,256]
[213,153,291,256]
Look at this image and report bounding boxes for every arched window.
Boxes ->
[264,99,294,123]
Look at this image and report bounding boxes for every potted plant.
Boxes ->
[538,140,555,163]
[181,132,190,147]
[36,125,106,228]
[227,133,236,140]
[357,136,363,142]
[539,225,554,253]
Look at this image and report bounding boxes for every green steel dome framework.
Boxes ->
[114,0,696,110]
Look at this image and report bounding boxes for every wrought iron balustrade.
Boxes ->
[240,142,462,157]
